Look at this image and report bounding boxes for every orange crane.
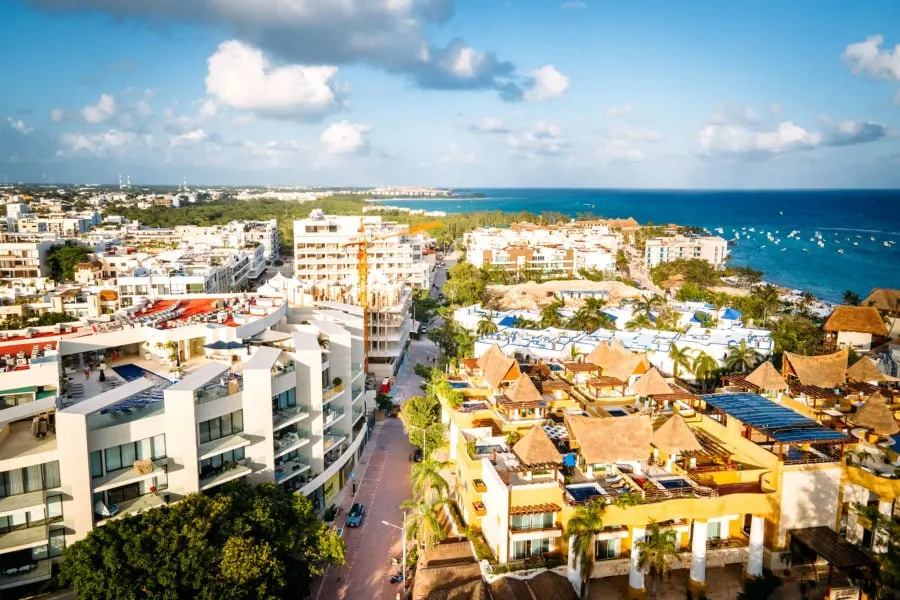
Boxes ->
[344,220,441,372]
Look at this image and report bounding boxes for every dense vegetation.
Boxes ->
[60,482,344,600]
[0,312,79,330]
[46,242,92,281]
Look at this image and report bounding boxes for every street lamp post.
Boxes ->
[408,424,427,455]
[382,512,407,588]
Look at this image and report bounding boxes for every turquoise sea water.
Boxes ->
[376,189,900,302]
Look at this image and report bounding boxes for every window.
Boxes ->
[153,435,166,459]
[0,462,60,497]
[595,539,616,560]
[510,513,554,531]
[273,389,297,411]
[97,437,165,475]
[90,451,103,478]
[104,447,122,472]
[49,528,66,558]
[199,447,246,479]
[511,538,550,560]
[199,411,243,444]
[43,461,61,489]
[707,521,722,540]
[46,494,63,522]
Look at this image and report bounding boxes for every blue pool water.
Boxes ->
[448,381,468,389]
[567,485,604,503]
[103,364,172,414]
[659,478,692,490]
[606,407,629,417]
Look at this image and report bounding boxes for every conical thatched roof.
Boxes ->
[632,367,672,397]
[604,348,651,383]
[783,349,848,388]
[847,356,900,383]
[652,414,703,454]
[476,343,505,371]
[862,288,900,315]
[504,374,543,404]
[565,414,652,464]
[476,344,520,389]
[824,306,887,336]
[746,361,788,391]
[851,392,900,436]
[586,341,611,367]
[513,425,562,467]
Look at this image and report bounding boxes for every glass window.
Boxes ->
[138,438,152,461]
[24,466,42,493]
[707,521,722,540]
[198,421,211,444]
[44,461,61,489]
[232,410,243,433]
[209,418,221,441]
[234,447,245,461]
[121,443,136,467]
[31,543,49,561]
[221,413,233,436]
[152,435,166,459]
[46,494,63,522]
[595,539,616,560]
[6,469,24,496]
[105,447,122,472]
[90,451,103,477]
[49,528,66,558]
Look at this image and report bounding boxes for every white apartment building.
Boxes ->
[173,220,280,262]
[0,293,373,593]
[644,234,729,269]
[292,212,431,377]
[15,212,102,237]
[116,247,265,307]
[0,238,55,281]
[465,223,620,277]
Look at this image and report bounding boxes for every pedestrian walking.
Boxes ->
[83,367,91,380]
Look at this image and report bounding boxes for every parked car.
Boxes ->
[346,503,365,527]
[413,448,424,463]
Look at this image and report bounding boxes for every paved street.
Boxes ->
[312,419,415,600]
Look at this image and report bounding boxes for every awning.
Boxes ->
[203,341,245,350]
[498,316,517,327]
[790,526,876,569]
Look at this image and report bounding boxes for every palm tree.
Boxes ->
[400,496,447,549]
[842,290,861,306]
[410,458,450,500]
[691,350,718,390]
[753,284,781,323]
[634,295,664,319]
[799,291,816,312]
[708,292,726,326]
[540,299,565,328]
[724,339,762,373]
[668,345,692,379]
[565,499,606,599]
[626,314,653,331]
[584,297,607,314]
[635,521,679,600]
[569,345,583,362]
[476,317,498,337]
[568,307,594,332]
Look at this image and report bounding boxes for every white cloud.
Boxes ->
[437,142,475,164]
[169,129,208,147]
[523,65,570,102]
[81,94,117,124]
[60,128,135,156]
[605,103,634,119]
[197,100,219,119]
[616,127,665,143]
[470,117,510,134]
[598,139,644,164]
[6,117,32,135]
[842,35,900,81]
[206,40,346,121]
[50,108,65,123]
[708,104,759,125]
[506,121,568,157]
[767,102,782,115]
[320,120,371,155]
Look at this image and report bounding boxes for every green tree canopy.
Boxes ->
[46,243,92,282]
[399,394,445,456]
[444,261,487,306]
[59,482,345,600]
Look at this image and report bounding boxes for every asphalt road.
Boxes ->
[312,419,415,600]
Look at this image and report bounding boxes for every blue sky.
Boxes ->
[1,0,899,188]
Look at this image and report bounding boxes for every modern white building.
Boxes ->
[0,292,373,593]
[292,212,431,377]
[0,237,55,282]
[465,223,621,277]
[173,220,281,262]
[644,235,729,269]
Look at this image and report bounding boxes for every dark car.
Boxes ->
[346,503,365,527]
[413,448,424,462]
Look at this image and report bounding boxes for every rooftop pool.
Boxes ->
[448,381,469,389]
[102,364,173,415]
[566,483,606,503]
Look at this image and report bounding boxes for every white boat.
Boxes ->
[853,242,859,246]
[802,248,808,252]
[837,249,844,254]
[885,242,891,247]
[871,237,876,241]
[781,248,787,252]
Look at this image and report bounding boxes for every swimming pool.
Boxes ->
[566,484,605,503]
[658,478,692,490]
[102,364,172,414]
[448,381,469,389]
[605,407,629,417]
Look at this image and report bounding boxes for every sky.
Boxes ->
[1,0,900,188]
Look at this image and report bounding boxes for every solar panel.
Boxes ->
[702,392,846,443]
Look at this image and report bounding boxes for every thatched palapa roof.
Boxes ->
[631,367,672,396]
[513,425,562,467]
[746,361,788,391]
[823,306,887,336]
[783,349,848,388]
[652,414,703,454]
[503,374,543,405]
[603,348,651,383]
[847,356,900,383]
[565,414,652,464]
[476,344,520,389]
[862,288,900,315]
[851,392,899,436]
[585,341,611,367]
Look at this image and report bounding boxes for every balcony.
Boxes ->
[351,363,364,381]
[0,559,52,590]
[274,430,310,458]
[472,501,486,517]
[352,409,365,426]
[0,491,45,519]
[0,524,48,555]
[96,492,167,526]
[273,405,309,431]
[92,458,170,493]
[271,361,296,378]
[473,479,487,493]
[323,434,347,453]
[275,458,311,484]
[199,458,253,490]
[324,407,346,429]
[198,433,252,461]
[322,383,344,404]
[351,386,365,404]
[195,379,242,405]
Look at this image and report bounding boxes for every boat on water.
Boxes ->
[802,248,808,252]
[838,249,844,254]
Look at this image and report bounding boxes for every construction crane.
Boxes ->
[344,220,441,372]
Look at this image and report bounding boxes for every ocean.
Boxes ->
[374,189,900,302]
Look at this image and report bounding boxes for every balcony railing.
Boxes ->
[199,458,252,490]
[324,434,347,453]
[273,405,309,430]
[352,386,364,403]
[274,430,309,454]
[323,383,344,403]
[275,458,311,484]
[195,378,243,405]
[324,407,346,428]
[271,362,296,378]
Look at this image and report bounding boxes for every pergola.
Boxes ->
[790,526,875,597]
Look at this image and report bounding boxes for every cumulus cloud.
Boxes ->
[605,104,634,119]
[708,104,759,126]
[60,128,135,156]
[6,117,33,135]
[30,0,531,100]
[827,120,890,147]
[842,35,900,81]
[206,41,346,121]
[523,65,569,102]
[320,120,371,155]
[767,102,782,115]
[50,108,65,123]
[169,129,208,147]
[506,121,568,158]
[81,94,117,124]
[470,117,510,134]
[596,124,664,165]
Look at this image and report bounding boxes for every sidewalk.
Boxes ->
[330,420,385,516]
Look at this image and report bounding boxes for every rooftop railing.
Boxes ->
[195,378,243,405]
